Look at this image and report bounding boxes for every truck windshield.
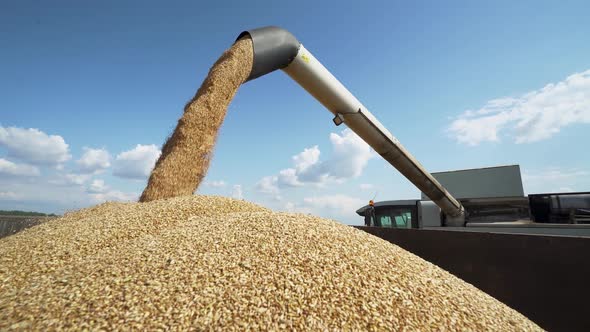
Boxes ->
[375,208,413,228]
[394,213,411,227]
[379,215,393,227]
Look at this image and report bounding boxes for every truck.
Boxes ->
[236,26,590,332]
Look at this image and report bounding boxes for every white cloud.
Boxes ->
[293,146,321,173]
[85,179,137,203]
[359,183,374,191]
[48,173,91,186]
[64,173,91,185]
[448,69,590,145]
[277,168,303,187]
[0,191,21,200]
[77,147,111,174]
[0,170,137,212]
[87,179,108,194]
[256,175,280,194]
[231,184,243,200]
[283,201,313,214]
[113,144,161,180]
[303,194,366,214]
[256,129,374,194]
[323,129,374,179]
[285,201,296,212]
[303,194,366,217]
[0,126,71,165]
[89,190,138,204]
[0,158,40,176]
[204,180,227,188]
[523,168,588,182]
[522,168,590,194]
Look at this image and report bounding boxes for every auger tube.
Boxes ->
[237,26,465,225]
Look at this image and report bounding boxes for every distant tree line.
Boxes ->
[0,210,58,217]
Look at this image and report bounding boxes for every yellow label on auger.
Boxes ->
[301,53,310,63]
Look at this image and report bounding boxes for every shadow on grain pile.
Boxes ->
[0,37,543,331]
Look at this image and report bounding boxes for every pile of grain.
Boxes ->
[139,38,253,202]
[0,195,541,330]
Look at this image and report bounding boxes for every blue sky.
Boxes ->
[1,0,589,224]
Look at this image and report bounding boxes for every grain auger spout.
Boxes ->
[237,26,465,226]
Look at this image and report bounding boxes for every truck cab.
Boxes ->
[358,200,418,228]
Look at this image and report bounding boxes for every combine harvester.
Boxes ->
[237,26,589,331]
[356,164,590,236]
